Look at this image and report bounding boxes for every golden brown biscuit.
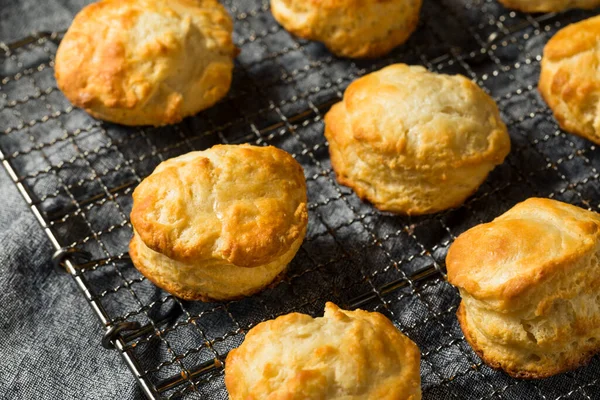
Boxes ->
[539,16,600,144]
[447,198,600,378]
[225,302,422,399]
[498,0,600,12]
[129,144,308,301]
[270,0,422,58]
[324,64,510,215]
[55,0,236,126]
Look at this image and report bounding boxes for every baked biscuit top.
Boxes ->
[55,0,236,125]
[130,145,308,268]
[326,64,510,169]
[447,198,600,303]
[539,15,600,143]
[225,302,421,400]
[271,0,422,58]
[543,16,600,61]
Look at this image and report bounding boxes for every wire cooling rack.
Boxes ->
[2,0,600,398]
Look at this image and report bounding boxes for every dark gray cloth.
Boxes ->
[0,0,87,43]
[0,169,140,400]
[0,1,141,398]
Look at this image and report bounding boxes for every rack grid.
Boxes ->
[1,0,600,398]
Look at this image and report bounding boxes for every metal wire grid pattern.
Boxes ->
[1,0,600,398]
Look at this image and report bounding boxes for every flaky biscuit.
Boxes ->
[539,16,600,144]
[270,0,422,58]
[498,0,600,12]
[324,64,510,215]
[55,0,236,126]
[129,144,308,301]
[447,198,600,378]
[225,302,421,400]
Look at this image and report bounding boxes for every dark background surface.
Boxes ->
[0,0,141,398]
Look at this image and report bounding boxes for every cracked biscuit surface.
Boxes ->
[270,0,422,58]
[225,302,421,400]
[447,198,600,378]
[129,144,308,301]
[55,0,236,126]
[325,64,510,215]
[539,15,600,144]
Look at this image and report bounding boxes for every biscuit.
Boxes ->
[55,0,237,126]
[447,198,600,378]
[498,0,600,12]
[270,0,422,58]
[225,302,422,399]
[324,64,510,215]
[539,15,600,144]
[129,144,308,301]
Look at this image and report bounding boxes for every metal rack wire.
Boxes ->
[1,0,600,398]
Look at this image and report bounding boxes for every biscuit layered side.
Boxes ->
[55,0,237,126]
[325,64,510,215]
[539,15,600,144]
[225,302,422,400]
[129,144,308,301]
[129,231,301,301]
[270,0,422,58]
[447,198,600,378]
[498,0,600,12]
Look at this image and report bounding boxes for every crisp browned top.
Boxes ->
[447,198,600,302]
[225,302,422,400]
[539,15,600,143]
[55,0,236,126]
[326,64,510,170]
[270,0,422,58]
[131,145,308,268]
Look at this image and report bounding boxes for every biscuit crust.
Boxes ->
[270,0,422,58]
[539,15,600,144]
[55,0,236,126]
[129,144,308,301]
[225,303,422,399]
[447,198,600,378]
[325,64,510,215]
[498,0,600,12]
